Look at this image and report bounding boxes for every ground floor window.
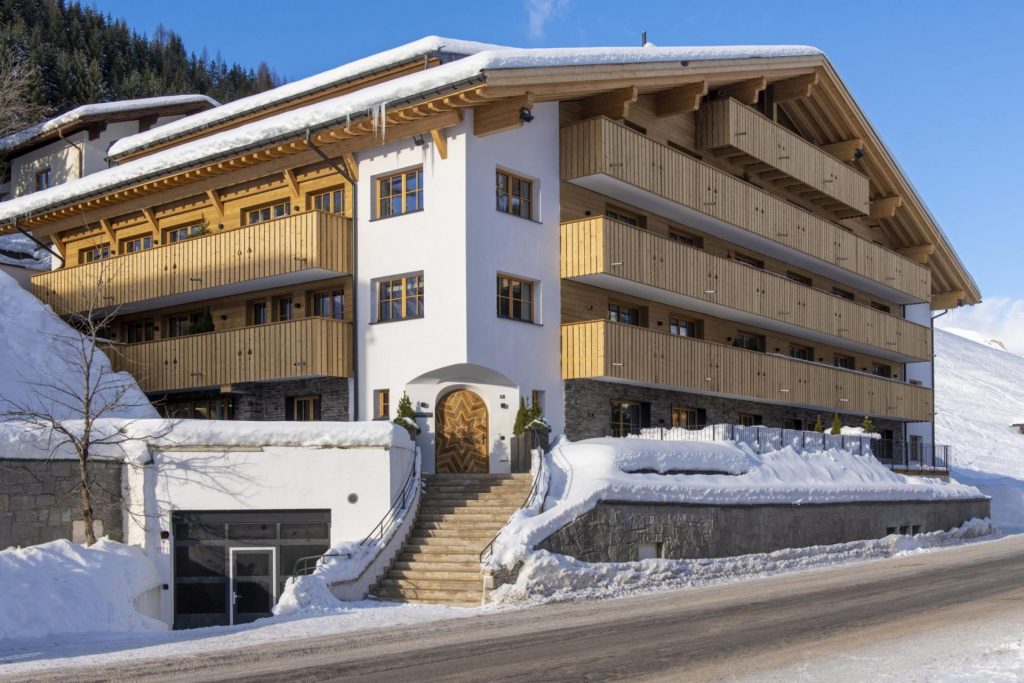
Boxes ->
[312,289,344,319]
[610,400,648,436]
[738,413,763,427]
[671,406,705,430]
[374,389,390,420]
[783,418,804,431]
[157,395,235,420]
[287,395,321,421]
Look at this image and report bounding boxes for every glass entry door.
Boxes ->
[229,547,277,625]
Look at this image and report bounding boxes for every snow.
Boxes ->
[1,39,821,225]
[0,269,156,422]
[489,437,983,567]
[0,95,218,153]
[935,327,1024,532]
[0,233,50,270]
[0,538,163,639]
[942,326,1013,353]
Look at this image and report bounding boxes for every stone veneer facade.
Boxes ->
[232,377,350,421]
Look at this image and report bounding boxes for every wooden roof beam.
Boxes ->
[342,153,359,182]
[716,77,767,106]
[897,244,935,264]
[141,207,158,231]
[206,189,224,220]
[821,138,863,162]
[870,195,903,219]
[430,128,448,160]
[473,93,535,137]
[932,289,965,309]
[98,218,116,246]
[579,86,638,120]
[654,82,708,117]
[772,73,819,102]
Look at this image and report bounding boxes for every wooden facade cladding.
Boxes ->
[31,211,351,314]
[110,317,352,393]
[560,217,931,361]
[559,117,931,302]
[696,98,870,215]
[561,320,933,422]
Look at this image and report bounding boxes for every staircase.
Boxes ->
[374,473,532,606]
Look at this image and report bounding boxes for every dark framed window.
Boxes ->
[872,363,893,379]
[377,274,424,322]
[733,331,766,352]
[786,271,813,287]
[733,253,764,269]
[274,297,293,322]
[35,168,51,192]
[605,206,645,228]
[870,301,892,314]
[669,318,697,338]
[166,224,205,243]
[671,406,705,430]
[125,320,155,344]
[668,230,703,248]
[497,275,535,322]
[121,235,153,253]
[251,301,268,325]
[375,389,390,420]
[783,418,803,431]
[610,400,648,437]
[167,312,202,338]
[311,188,344,214]
[287,395,321,421]
[738,413,763,427]
[81,244,110,263]
[312,289,344,320]
[158,396,235,420]
[834,354,855,370]
[832,287,855,301]
[789,344,814,361]
[496,170,533,219]
[623,120,647,135]
[378,168,423,218]
[608,303,641,326]
[247,202,290,225]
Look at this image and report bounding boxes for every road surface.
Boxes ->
[15,535,1024,682]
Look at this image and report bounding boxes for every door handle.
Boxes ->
[232,591,238,605]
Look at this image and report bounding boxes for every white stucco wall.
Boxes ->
[904,302,935,443]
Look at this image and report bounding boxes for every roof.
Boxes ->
[0,95,220,155]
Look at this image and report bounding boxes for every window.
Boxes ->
[671,406,705,430]
[668,230,703,248]
[274,296,293,322]
[605,206,645,228]
[623,120,647,135]
[80,244,110,263]
[787,271,813,287]
[832,287,855,301]
[610,400,647,437]
[870,301,892,314]
[496,170,533,219]
[167,312,202,338]
[669,318,697,337]
[608,303,641,326]
[250,301,268,325]
[121,235,153,254]
[312,289,344,320]
[166,224,205,243]
[125,320,155,344]
[287,395,321,421]
[783,418,803,431]
[834,354,855,370]
[374,389,390,420]
[377,274,424,322]
[872,363,893,379]
[497,275,535,323]
[377,168,423,218]
[247,202,290,225]
[789,344,814,361]
[733,331,765,352]
[35,168,51,192]
[733,252,764,269]
[157,396,235,420]
[738,413,763,427]
[311,188,344,214]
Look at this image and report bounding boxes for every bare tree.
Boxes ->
[1,261,165,546]
[0,50,50,137]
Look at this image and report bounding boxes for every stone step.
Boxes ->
[373,589,481,606]
[420,500,522,511]
[410,528,495,539]
[386,568,481,582]
[399,544,486,556]
[379,577,482,591]
[398,550,481,563]
[417,512,512,523]
[422,490,529,500]
[405,537,489,550]
[413,519,504,531]
[392,560,480,573]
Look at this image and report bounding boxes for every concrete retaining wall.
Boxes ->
[538,498,991,563]
[0,458,123,548]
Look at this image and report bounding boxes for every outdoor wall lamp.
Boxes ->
[412,134,426,146]
[519,107,535,123]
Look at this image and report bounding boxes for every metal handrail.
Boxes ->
[291,446,420,578]
[479,430,546,564]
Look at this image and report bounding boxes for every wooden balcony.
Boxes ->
[110,317,352,393]
[560,117,930,302]
[561,217,931,362]
[697,98,870,215]
[32,211,351,314]
[561,320,933,421]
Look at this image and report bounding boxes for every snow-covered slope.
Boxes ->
[936,328,1024,531]
[0,233,51,270]
[0,270,155,420]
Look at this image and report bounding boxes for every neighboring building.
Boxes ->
[0,37,980,474]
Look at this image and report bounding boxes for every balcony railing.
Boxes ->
[561,320,933,422]
[32,211,352,314]
[561,217,931,361]
[560,117,930,302]
[110,317,352,393]
[697,98,870,215]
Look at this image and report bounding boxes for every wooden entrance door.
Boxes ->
[435,389,489,473]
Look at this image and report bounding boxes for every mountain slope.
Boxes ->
[935,328,1024,531]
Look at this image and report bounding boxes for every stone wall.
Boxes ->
[0,458,123,548]
[538,498,991,563]
[233,377,350,421]
[563,379,906,441]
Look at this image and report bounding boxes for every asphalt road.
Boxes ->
[19,535,1024,682]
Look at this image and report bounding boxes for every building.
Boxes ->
[0,36,980,475]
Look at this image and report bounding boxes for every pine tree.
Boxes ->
[813,415,825,433]
[861,416,876,434]
[392,392,418,437]
[830,413,842,436]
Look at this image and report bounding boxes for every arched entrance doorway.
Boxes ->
[435,389,489,473]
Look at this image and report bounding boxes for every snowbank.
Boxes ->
[489,438,984,567]
[0,270,156,421]
[0,233,51,270]
[0,538,163,640]
[491,518,997,604]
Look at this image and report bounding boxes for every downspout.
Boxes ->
[13,216,64,268]
[305,130,359,421]
[931,308,950,450]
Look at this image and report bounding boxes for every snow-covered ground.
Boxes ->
[936,328,1024,531]
[0,233,50,270]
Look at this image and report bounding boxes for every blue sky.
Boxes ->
[90,0,1023,308]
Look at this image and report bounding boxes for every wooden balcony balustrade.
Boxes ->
[561,217,931,361]
[110,317,352,393]
[697,97,870,215]
[561,320,933,421]
[560,117,930,302]
[32,211,352,314]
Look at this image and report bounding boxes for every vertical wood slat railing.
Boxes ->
[31,211,352,314]
[560,217,931,361]
[560,117,930,302]
[110,317,352,393]
[697,98,870,214]
[561,320,933,421]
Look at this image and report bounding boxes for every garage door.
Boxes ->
[172,510,331,630]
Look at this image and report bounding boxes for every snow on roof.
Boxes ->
[107,36,505,159]
[0,95,219,154]
[0,40,822,227]
[0,233,51,270]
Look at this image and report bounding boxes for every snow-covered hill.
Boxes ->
[936,328,1024,531]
